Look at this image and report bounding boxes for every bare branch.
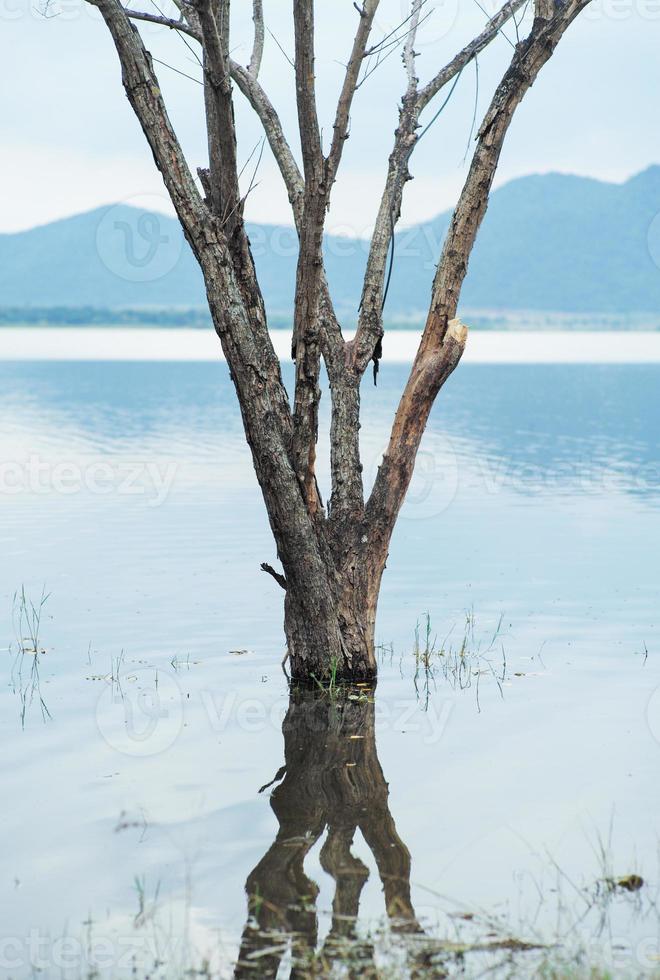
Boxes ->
[228,52,347,405]
[217,0,229,50]
[149,0,203,66]
[172,0,201,34]
[364,0,593,561]
[350,0,527,378]
[325,0,423,528]
[123,7,201,39]
[326,0,380,186]
[261,562,287,590]
[293,0,323,180]
[248,0,264,77]
[152,55,201,84]
[428,0,589,330]
[227,57,347,383]
[194,0,241,225]
[418,0,527,111]
[267,26,295,69]
[357,7,434,91]
[290,0,330,512]
[402,0,422,94]
[461,54,480,163]
[363,1,429,60]
[229,58,304,222]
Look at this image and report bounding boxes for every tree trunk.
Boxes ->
[90,0,592,688]
[197,248,381,683]
[283,550,381,683]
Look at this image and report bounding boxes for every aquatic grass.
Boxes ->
[412,609,506,710]
[132,874,161,929]
[376,640,395,667]
[109,648,127,700]
[170,652,192,672]
[13,583,50,656]
[310,655,342,699]
[9,585,52,726]
[27,830,660,980]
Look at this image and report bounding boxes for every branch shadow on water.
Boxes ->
[234,688,425,979]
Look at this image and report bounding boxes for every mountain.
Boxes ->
[2,167,660,317]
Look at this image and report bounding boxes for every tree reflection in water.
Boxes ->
[234,689,425,978]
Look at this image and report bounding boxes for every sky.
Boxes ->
[1,0,659,235]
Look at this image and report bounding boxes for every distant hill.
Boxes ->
[2,167,660,317]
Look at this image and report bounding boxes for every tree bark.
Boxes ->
[88,0,593,683]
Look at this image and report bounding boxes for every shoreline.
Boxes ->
[2,327,660,363]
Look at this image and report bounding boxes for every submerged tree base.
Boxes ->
[288,659,379,687]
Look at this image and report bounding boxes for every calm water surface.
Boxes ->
[1,360,659,977]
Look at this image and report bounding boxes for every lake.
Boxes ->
[1,347,659,978]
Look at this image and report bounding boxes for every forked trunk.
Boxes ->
[198,246,384,684]
[90,0,592,688]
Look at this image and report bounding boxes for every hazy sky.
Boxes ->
[2,0,659,234]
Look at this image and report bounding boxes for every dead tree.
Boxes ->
[86,0,593,681]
